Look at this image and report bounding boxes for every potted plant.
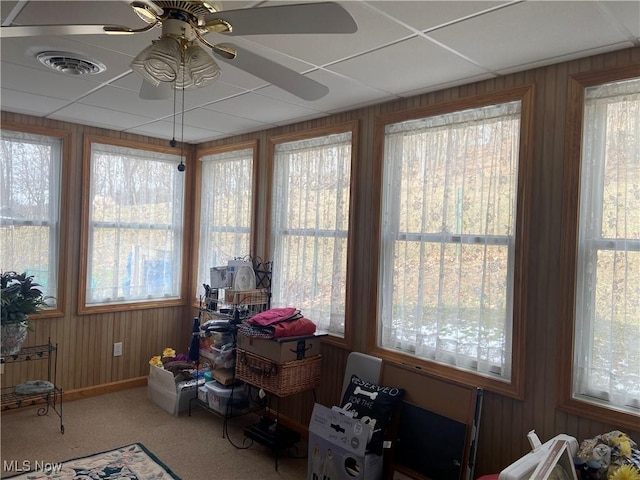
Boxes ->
[1,271,50,356]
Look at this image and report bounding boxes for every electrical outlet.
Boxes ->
[113,342,123,357]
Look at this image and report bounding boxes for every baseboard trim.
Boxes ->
[1,377,148,414]
[63,377,147,402]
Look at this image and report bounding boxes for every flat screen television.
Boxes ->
[498,431,579,480]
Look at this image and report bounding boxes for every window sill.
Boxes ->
[370,346,524,400]
[78,297,185,315]
[558,395,640,433]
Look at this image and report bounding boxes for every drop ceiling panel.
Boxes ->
[181,107,272,135]
[78,85,180,119]
[401,72,497,99]
[0,88,70,117]
[363,1,510,32]
[599,1,640,37]
[202,91,320,124]
[0,2,21,21]
[51,103,162,131]
[328,36,487,95]
[430,1,634,71]
[125,119,227,143]
[69,30,160,60]
[1,63,104,100]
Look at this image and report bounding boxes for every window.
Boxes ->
[81,139,185,309]
[271,128,354,336]
[196,145,254,299]
[0,127,65,308]
[572,76,640,414]
[379,93,530,391]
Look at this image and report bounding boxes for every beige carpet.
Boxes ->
[0,386,308,479]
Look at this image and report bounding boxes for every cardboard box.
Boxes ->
[147,364,200,416]
[237,333,321,363]
[308,403,383,480]
[212,367,235,386]
[224,288,268,306]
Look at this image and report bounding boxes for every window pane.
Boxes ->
[380,102,521,381]
[574,77,640,413]
[87,143,184,305]
[0,130,61,305]
[272,132,352,336]
[197,148,253,298]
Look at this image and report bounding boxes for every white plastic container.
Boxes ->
[204,381,248,414]
[197,385,208,403]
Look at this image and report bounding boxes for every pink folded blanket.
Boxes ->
[246,307,300,326]
[272,317,316,338]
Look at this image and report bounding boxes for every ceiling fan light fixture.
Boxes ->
[130,36,181,84]
[175,42,221,88]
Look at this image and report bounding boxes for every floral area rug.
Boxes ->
[4,443,180,479]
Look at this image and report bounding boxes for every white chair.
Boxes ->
[340,351,383,400]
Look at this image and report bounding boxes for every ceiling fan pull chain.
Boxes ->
[177,43,186,172]
[171,79,177,146]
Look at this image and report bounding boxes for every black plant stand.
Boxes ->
[0,339,64,434]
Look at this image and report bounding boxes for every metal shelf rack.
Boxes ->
[1,339,64,434]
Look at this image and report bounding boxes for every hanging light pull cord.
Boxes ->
[177,44,186,172]
[170,79,178,148]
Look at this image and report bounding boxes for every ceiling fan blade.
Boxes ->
[203,2,357,36]
[0,24,134,38]
[213,43,329,101]
[139,79,172,100]
[211,44,237,60]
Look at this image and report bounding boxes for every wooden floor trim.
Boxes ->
[62,377,148,402]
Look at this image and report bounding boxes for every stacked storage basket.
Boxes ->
[235,334,322,397]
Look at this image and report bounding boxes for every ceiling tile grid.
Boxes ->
[1,0,638,143]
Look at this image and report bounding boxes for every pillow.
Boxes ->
[339,374,405,455]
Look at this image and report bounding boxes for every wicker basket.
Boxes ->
[235,349,321,397]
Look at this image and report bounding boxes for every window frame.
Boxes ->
[558,65,640,431]
[191,140,258,304]
[0,123,71,320]
[266,122,359,346]
[370,87,535,399]
[78,134,191,314]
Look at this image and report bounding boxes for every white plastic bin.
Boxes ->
[197,385,208,403]
[204,381,248,414]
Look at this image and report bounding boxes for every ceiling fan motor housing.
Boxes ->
[153,1,222,24]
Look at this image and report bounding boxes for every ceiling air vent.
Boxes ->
[36,51,106,75]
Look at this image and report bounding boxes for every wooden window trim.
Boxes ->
[267,121,360,348]
[368,85,536,400]
[78,134,193,315]
[190,140,258,308]
[1,122,71,321]
[557,65,640,431]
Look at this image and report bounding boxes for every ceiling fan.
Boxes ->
[0,0,358,101]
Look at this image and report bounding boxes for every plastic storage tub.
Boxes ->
[204,381,248,414]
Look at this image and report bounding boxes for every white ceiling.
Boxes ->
[1,0,639,144]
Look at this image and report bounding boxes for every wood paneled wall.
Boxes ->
[2,46,639,477]
[0,117,193,393]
